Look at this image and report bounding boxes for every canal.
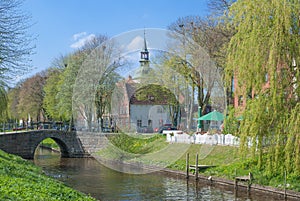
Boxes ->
[34,148,287,201]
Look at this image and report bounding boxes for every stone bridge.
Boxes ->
[0,130,109,159]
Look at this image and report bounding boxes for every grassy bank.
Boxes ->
[40,138,60,150]
[104,133,300,192]
[0,150,96,200]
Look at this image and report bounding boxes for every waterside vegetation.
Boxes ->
[0,149,96,201]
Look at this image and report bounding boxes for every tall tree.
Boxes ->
[56,52,84,125]
[7,86,21,120]
[42,55,67,121]
[167,16,229,131]
[17,72,47,123]
[207,0,236,106]
[0,0,34,84]
[95,70,121,131]
[73,35,108,131]
[0,84,8,121]
[73,39,124,132]
[0,0,34,120]
[225,0,300,175]
[43,68,63,121]
[57,34,109,130]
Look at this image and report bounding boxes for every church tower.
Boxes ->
[139,30,150,74]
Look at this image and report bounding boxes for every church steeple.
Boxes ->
[139,30,149,67]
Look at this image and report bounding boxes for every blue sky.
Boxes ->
[22,0,209,76]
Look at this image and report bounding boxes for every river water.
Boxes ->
[34,148,288,201]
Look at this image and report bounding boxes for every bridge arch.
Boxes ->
[34,136,70,158]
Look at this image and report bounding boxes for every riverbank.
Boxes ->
[99,133,300,199]
[91,154,300,200]
[0,149,96,200]
[160,168,300,200]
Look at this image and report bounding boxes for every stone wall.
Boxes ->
[76,131,110,154]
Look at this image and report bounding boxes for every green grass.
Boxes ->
[0,150,96,200]
[167,144,240,171]
[97,133,173,166]
[108,133,167,154]
[40,138,60,150]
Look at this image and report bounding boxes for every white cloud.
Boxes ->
[70,32,96,49]
[126,36,144,52]
[72,32,87,41]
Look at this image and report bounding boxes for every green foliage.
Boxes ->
[56,53,85,121]
[204,156,300,192]
[0,150,95,200]
[95,71,121,122]
[223,106,238,134]
[43,68,63,121]
[7,87,20,120]
[284,103,300,173]
[135,84,178,105]
[226,0,300,93]
[40,138,60,150]
[225,0,300,178]
[0,85,8,121]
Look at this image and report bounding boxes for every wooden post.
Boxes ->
[234,179,237,190]
[186,153,189,179]
[247,172,252,192]
[195,153,199,180]
[234,169,237,190]
[247,181,250,192]
[284,170,287,199]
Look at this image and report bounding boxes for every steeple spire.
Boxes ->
[140,29,149,64]
[135,29,151,80]
[143,29,148,53]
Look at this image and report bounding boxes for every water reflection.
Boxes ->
[34,148,290,201]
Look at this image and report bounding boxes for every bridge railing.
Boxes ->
[0,121,76,133]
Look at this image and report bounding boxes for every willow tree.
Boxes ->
[225,0,300,176]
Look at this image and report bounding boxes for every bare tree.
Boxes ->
[0,0,34,85]
[72,35,126,132]
[0,0,33,121]
[208,0,235,16]
[166,15,232,131]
